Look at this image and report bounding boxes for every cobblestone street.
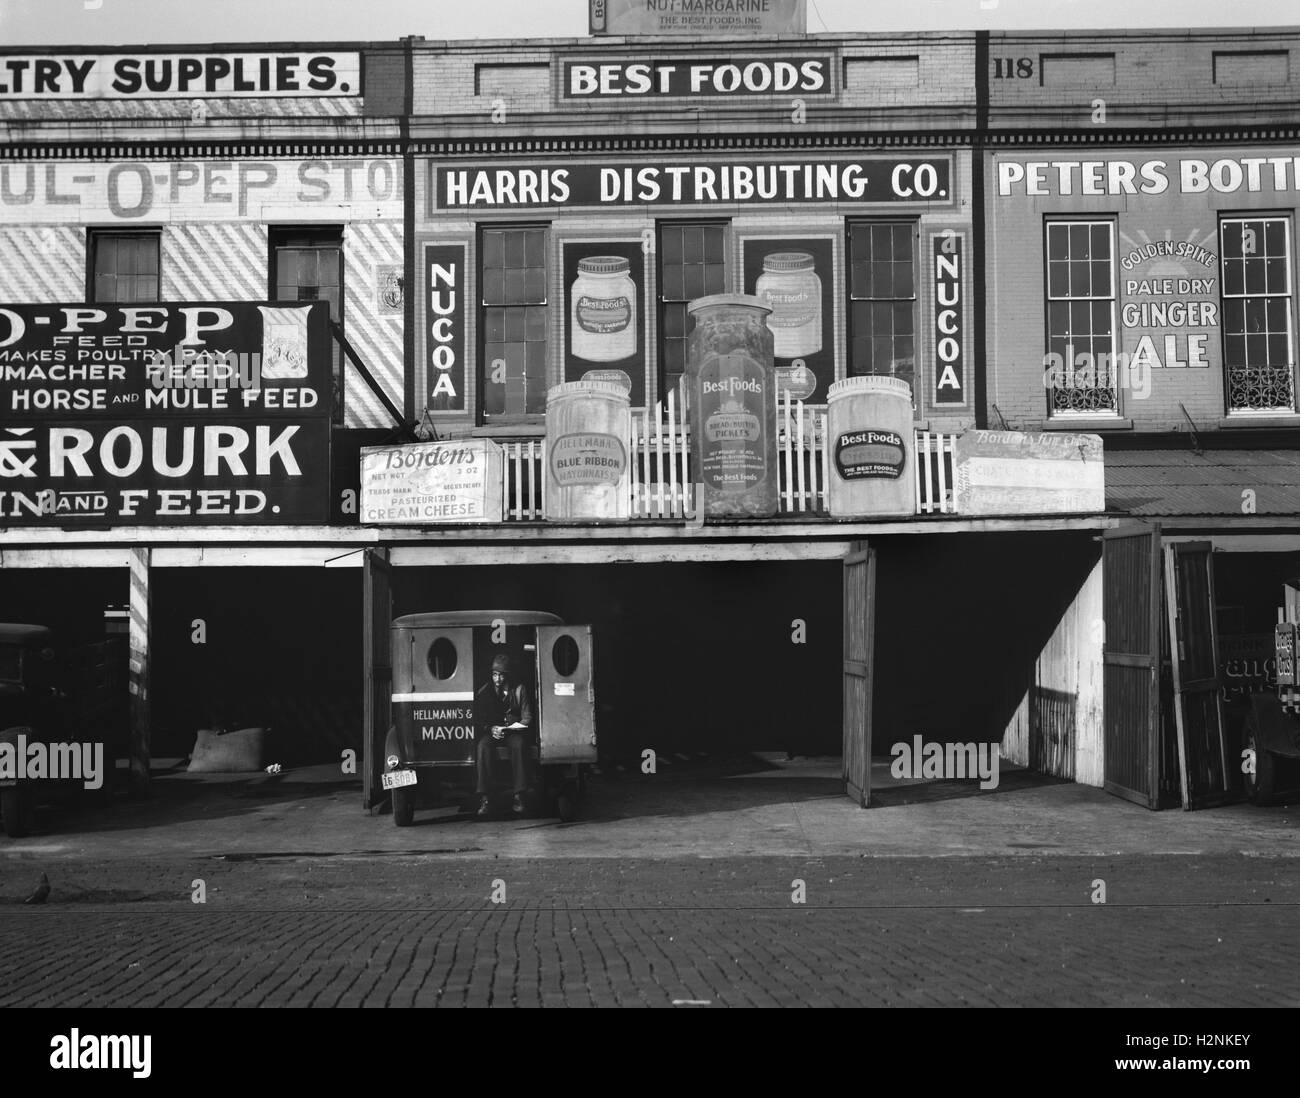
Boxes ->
[2,853,1297,1008]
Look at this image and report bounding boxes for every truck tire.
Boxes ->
[1244,713,1277,806]
[1,787,30,838]
[392,785,416,827]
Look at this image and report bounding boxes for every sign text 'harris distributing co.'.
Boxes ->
[433,157,953,210]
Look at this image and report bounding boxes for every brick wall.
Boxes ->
[987,145,1300,433]
[987,29,1300,128]
[414,150,976,431]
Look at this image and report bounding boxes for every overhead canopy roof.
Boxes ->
[1107,449,1300,517]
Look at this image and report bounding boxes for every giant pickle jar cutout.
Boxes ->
[685,293,779,518]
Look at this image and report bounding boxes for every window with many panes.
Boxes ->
[89,231,160,302]
[848,221,916,390]
[270,227,344,422]
[1220,215,1296,412]
[1044,220,1117,414]
[480,225,548,420]
[658,222,726,399]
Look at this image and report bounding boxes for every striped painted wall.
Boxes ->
[0,157,405,429]
[162,222,267,300]
[0,226,84,301]
[342,219,404,428]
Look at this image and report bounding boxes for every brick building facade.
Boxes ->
[1,26,1297,814]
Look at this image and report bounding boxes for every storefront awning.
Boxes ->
[1107,449,1300,517]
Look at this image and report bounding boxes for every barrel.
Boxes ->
[686,293,779,518]
[826,376,915,518]
[545,380,631,521]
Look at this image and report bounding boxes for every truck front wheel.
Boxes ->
[1244,714,1277,806]
[392,785,416,827]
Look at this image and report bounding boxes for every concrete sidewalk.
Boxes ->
[2,752,1296,862]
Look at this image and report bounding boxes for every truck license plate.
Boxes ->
[382,769,417,790]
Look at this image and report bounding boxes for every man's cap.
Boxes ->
[490,654,511,673]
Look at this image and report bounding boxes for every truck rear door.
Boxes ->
[537,625,596,764]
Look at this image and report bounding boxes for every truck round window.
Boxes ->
[427,637,458,680]
[551,634,580,677]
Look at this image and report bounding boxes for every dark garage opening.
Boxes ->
[392,560,843,762]
[151,568,362,766]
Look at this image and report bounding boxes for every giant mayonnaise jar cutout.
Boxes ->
[545,379,631,521]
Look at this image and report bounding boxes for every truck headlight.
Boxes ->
[386,754,400,769]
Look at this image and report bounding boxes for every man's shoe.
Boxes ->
[475,795,492,818]
[511,793,526,814]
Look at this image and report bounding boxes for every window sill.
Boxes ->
[1043,417,1133,431]
[1217,414,1300,429]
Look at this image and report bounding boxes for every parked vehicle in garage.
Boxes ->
[381,610,596,825]
[1243,580,1300,805]
[0,623,127,838]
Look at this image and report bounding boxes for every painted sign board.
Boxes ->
[0,301,332,527]
[562,56,831,97]
[0,301,332,419]
[742,236,833,402]
[562,241,646,406]
[589,0,807,36]
[426,245,467,412]
[0,53,361,99]
[433,157,952,210]
[0,158,401,223]
[931,233,966,406]
[0,418,329,526]
[991,147,1300,424]
[953,430,1105,515]
[360,439,504,525]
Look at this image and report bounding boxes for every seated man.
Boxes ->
[473,654,536,816]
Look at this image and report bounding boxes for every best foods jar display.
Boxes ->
[755,251,822,359]
[826,375,915,518]
[686,293,778,519]
[545,379,631,521]
[570,256,637,363]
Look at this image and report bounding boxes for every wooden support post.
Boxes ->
[127,546,151,796]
